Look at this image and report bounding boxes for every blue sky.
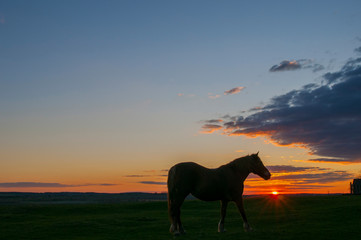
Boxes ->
[1,0,361,193]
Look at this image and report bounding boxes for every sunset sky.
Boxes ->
[1,0,361,194]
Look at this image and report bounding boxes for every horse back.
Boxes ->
[168,162,240,201]
[167,162,204,190]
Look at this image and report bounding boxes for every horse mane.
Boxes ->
[224,154,253,171]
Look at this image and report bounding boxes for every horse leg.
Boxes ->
[177,210,185,234]
[169,199,180,235]
[218,200,228,232]
[235,198,252,232]
[168,196,186,235]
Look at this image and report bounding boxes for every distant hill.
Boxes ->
[0,192,334,205]
[0,192,170,204]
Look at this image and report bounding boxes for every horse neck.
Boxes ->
[229,157,252,180]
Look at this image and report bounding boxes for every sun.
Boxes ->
[272,191,279,195]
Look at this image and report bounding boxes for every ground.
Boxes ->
[1,195,361,240]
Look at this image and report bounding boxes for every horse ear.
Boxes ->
[256,151,259,156]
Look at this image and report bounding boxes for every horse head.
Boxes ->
[249,152,271,180]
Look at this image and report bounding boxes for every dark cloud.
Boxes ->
[267,165,318,173]
[125,169,169,179]
[202,53,361,163]
[224,86,245,95]
[248,106,263,112]
[124,175,150,178]
[306,63,325,73]
[204,119,223,124]
[222,114,238,121]
[246,165,353,192]
[270,60,301,72]
[138,181,167,185]
[270,59,324,72]
[250,165,349,183]
[307,158,352,164]
[247,165,317,179]
[354,46,361,55]
[0,182,117,188]
[0,182,72,188]
[271,171,353,184]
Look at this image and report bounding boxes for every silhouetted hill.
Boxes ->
[0,192,169,204]
[0,192,334,205]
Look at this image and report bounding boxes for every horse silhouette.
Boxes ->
[167,152,271,235]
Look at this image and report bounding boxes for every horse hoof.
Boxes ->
[243,223,253,232]
[170,228,181,236]
[218,222,226,233]
[169,224,175,234]
[179,227,186,235]
[171,229,185,236]
[244,227,253,232]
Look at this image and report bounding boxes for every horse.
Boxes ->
[167,152,271,235]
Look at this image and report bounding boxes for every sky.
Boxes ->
[1,0,361,194]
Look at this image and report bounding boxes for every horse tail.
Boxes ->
[167,166,176,219]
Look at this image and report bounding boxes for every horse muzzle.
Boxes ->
[263,171,271,180]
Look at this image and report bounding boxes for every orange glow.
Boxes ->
[228,130,276,137]
[0,178,352,195]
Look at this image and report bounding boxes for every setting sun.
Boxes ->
[272,191,279,195]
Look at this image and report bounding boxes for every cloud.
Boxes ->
[267,165,319,173]
[246,165,354,192]
[203,119,223,124]
[270,60,301,72]
[307,158,353,164]
[248,165,327,178]
[222,114,238,121]
[124,175,150,178]
[202,50,361,163]
[249,106,263,112]
[270,171,353,184]
[0,182,117,188]
[178,93,196,98]
[354,46,361,55]
[270,59,324,72]
[138,181,167,185]
[235,149,245,153]
[0,182,73,188]
[309,63,325,72]
[224,86,245,95]
[273,171,353,184]
[208,94,221,99]
[200,124,222,133]
[0,14,4,24]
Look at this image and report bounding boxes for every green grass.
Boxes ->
[1,195,361,240]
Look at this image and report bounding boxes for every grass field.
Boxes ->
[1,195,361,240]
